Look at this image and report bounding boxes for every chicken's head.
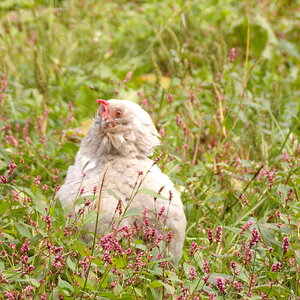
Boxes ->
[95,99,160,157]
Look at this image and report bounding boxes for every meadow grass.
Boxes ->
[0,0,299,299]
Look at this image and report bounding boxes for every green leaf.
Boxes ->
[161,282,175,294]
[15,223,32,238]
[107,189,121,200]
[58,276,74,293]
[137,188,168,200]
[0,200,9,215]
[52,199,66,229]
[15,278,40,287]
[82,210,99,226]
[255,15,278,45]
[0,145,10,163]
[66,257,76,272]
[98,292,118,300]
[148,280,163,288]
[72,240,89,256]
[123,207,142,218]
[73,274,95,290]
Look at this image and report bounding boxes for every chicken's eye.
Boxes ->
[115,110,122,118]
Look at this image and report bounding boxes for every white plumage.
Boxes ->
[57,99,186,261]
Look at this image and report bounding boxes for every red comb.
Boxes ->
[96,99,109,105]
[96,99,109,119]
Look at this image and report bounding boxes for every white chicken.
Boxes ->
[57,99,186,262]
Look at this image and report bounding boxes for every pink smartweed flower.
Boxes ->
[250,228,261,247]
[240,193,250,206]
[125,248,132,255]
[158,206,165,219]
[20,253,28,264]
[240,221,253,234]
[65,114,73,123]
[20,239,30,253]
[231,261,239,275]
[141,98,149,107]
[265,169,277,186]
[189,241,198,255]
[289,258,295,266]
[101,232,123,255]
[23,265,34,275]
[282,236,290,254]
[9,243,16,250]
[142,208,150,227]
[3,291,14,300]
[282,150,290,163]
[154,234,163,247]
[176,114,183,127]
[10,190,19,201]
[168,190,173,201]
[44,215,52,229]
[0,271,8,283]
[229,48,236,62]
[159,128,166,137]
[40,292,47,300]
[92,186,98,194]
[230,261,237,270]
[68,101,73,111]
[216,277,226,294]
[35,175,41,187]
[271,262,282,272]
[166,231,173,242]
[24,285,34,297]
[206,227,214,243]
[53,254,65,270]
[5,131,18,146]
[242,246,253,266]
[79,257,89,273]
[203,259,210,274]
[215,226,222,242]
[0,74,8,106]
[137,91,144,98]
[23,123,32,144]
[104,252,112,264]
[167,93,173,104]
[189,267,197,280]
[233,281,242,292]
[1,124,10,131]
[209,293,215,300]
[8,161,17,175]
[1,175,8,184]
[123,71,133,83]
[188,90,195,103]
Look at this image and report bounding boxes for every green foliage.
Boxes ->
[0,0,300,299]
